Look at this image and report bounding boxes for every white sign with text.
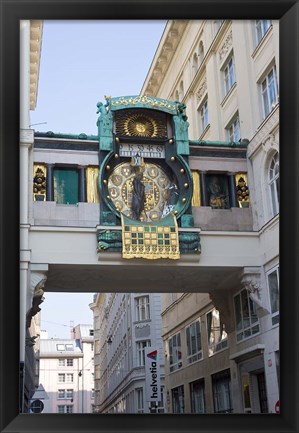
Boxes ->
[145,347,161,402]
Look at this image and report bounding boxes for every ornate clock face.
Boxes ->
[107,162,174,222]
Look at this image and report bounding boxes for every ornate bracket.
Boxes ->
[241,268,270,316]
[26,276,47,329]
[25,335,38,347]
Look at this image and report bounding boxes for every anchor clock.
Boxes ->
[96,95,200,259]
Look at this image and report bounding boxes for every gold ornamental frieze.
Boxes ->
[110,95,177,115]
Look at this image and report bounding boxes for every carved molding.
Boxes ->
[261,132,279,153]
[196,76,207,104]
[20,128,34,145]
[219,30,233,62]
[26,335,38,347]
[26,276,47,328]
[247,106,279,159]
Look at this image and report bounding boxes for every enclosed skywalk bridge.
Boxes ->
[30,223,261,294]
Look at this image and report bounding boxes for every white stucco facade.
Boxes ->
[141,19,279,414]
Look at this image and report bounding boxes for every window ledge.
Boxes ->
[229,343,265,362]
[251,25,273,60]
[221,82,237,107]
[257,102,279,131]
[199,123,210,140]
[133,319,151,325]
[208,345,229,357]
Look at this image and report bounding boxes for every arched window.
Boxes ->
[175,90,179,101]
[269,152,279,216]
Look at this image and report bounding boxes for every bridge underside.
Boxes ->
[44,261,243,293]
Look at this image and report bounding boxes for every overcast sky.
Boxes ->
[33,20,166,339]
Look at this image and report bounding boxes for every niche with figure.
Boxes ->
[206,174,230,209]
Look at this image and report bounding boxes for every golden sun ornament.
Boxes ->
[123,114,158,137]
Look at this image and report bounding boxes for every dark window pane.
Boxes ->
[53,168,79,204]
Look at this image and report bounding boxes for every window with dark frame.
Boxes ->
[169,332,182,372]
[267,266,279,326]
[212,369,233,413]
[234,289,260,342]
[186,320,202,364]
[171,385,185,413]
[190,379,205,413]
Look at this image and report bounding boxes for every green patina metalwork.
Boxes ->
[180,214,194,228]
[178,231,201,254]
[189,139,249,148]
[97,229,122,252]
[172,101,190,156]
[96,97,113,151]
[96,228,201,254]
[34,131,98,141]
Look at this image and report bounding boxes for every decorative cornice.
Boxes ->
[30,20,43,110]
[141,20,189,97]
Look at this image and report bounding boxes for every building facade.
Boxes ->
[20,19,44,412]
[39,324,94,414]
[20,19,279,415]
[141,19,279,414]
[71,324,96,413]
[90,292,165,413]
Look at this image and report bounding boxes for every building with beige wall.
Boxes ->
[90,292,165,413]
[141,19,279,414]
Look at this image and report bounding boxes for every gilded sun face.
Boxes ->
[135,122,147,134]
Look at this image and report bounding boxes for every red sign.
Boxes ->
[275,400,280,413]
